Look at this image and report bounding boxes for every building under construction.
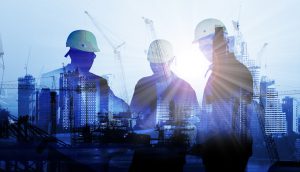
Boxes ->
[18,75,36,118]
[59,69,108,131]
[260,77,287,136]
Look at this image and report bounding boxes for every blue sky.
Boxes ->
[0,0,300,113]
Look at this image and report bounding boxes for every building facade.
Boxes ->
[282,96,298,134]
[260,77,287,136]
[59,69,107,130]
[18,75,36,119]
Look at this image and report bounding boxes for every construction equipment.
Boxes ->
[257,43,269,75]
[0,35,5,97]
[84,11,129,104]
[142,17,157,55]
[24,48,31,76]
[142,17,157,40]
[7,114,70,147]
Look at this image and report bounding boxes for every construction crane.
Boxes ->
[256,43,268,68]
[142,17,157,55]
[1,84,98,93]
[24,48,31,76]
[142,17,157,41]
[84,11,129,104]
[0,35,5,97]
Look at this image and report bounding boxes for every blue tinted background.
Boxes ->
[0,0,299,116]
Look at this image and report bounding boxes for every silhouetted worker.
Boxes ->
[129,146,186,172]
[130,39,200,130]
[41,30,129,130]
[0,108,9,138]
[129,40,199,172]
[193,18,253,171]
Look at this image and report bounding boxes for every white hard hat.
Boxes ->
[147,39,174,63]
[66,30,100,52]
[193,18,227,43]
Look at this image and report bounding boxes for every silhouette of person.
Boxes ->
[0,108,9,138]
[129,39,199,172]
[130,39,200,130]
[129,146,186,172]
[193,19,253,171]
[41,30,129,131]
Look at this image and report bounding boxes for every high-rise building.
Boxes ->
[18,75,36,119]
[37,88,58,133]
[297,101,300,133]
[282,96,298,134]
[37,88,51,131]
[260,77,287,136]
[59,69,108,130]
[156,97,170,125]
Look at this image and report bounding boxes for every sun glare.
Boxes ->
[172,44,210,81]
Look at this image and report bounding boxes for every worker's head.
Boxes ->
[65,30,99,72]
[147,39,174,77]
[193,18,227,62]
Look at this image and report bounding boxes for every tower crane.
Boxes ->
[0,35,5,97]
[142,17,157,41]
[142,17,157,55]
[24,48,31,76]
[84,11,129,104]
[256,43,268,68]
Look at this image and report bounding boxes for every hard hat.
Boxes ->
[66,30,100,52]
[147,39,174,63]
[193,18,227,43]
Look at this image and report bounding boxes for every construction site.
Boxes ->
[1,1,300,171]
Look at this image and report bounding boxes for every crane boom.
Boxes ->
[142,17,157,41]
[84,11,125,51]
[0,35,5,97]
[85,11,114,49]
[256,43,268,67]
[84,11,129,103]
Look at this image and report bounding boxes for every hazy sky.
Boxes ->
[1,0,300,113]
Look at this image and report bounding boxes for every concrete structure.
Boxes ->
[282,96,298,134]
[59,69,107,130]
[260,77,287,136]
[37,88,58,133]
[18,75,36,118]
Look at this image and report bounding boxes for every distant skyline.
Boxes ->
[0,0,300,114]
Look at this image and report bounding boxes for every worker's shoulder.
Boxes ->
[88,72,107,82]
[135,75,157,86]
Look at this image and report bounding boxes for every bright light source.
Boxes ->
[172,44,210,81]
[171,44,211,103]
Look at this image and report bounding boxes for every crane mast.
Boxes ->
[0,35,5,97]
[142,17,157,41]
